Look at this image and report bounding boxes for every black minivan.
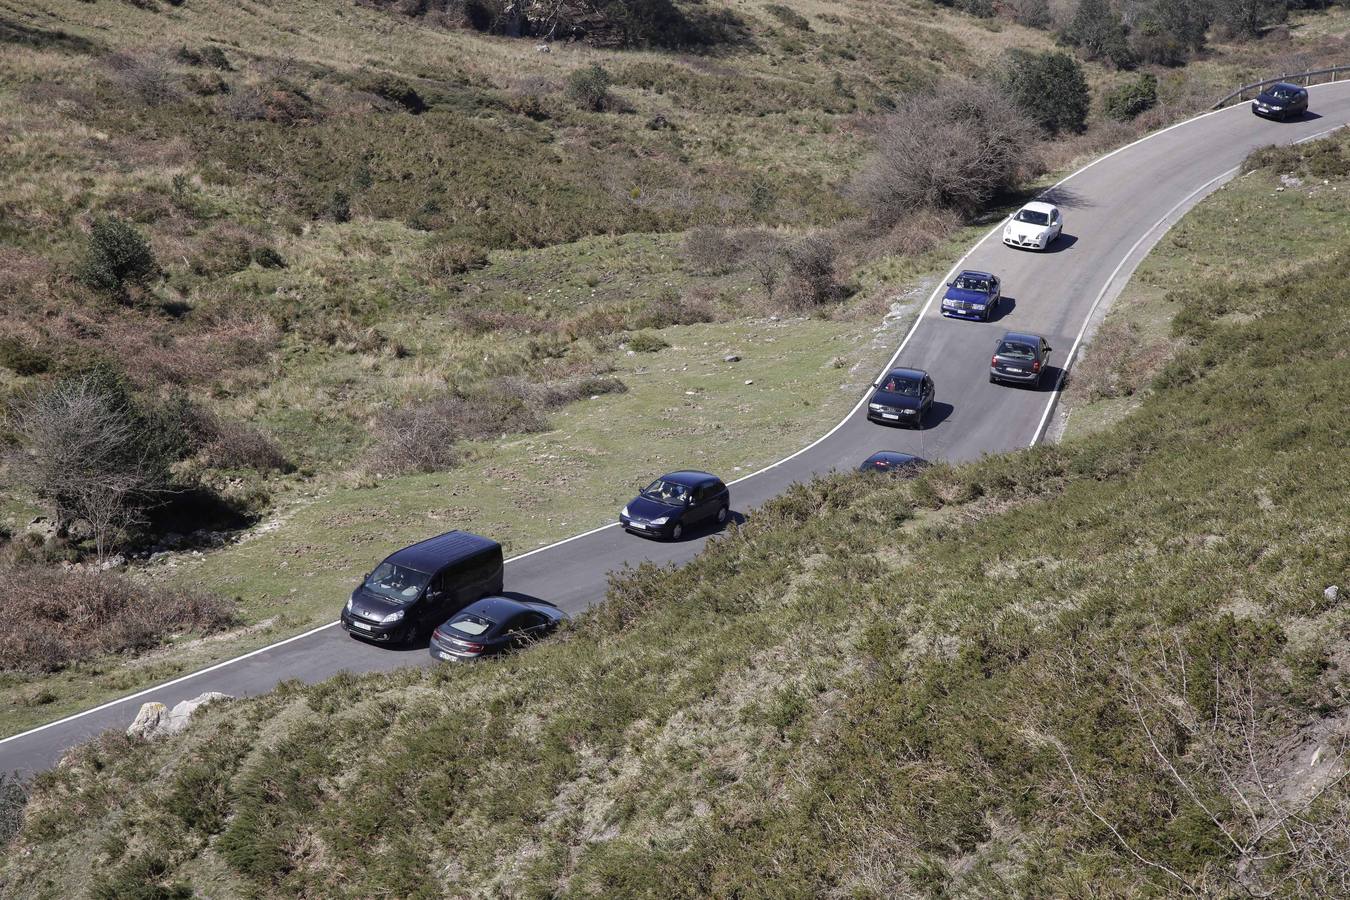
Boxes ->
[341,530,504,644]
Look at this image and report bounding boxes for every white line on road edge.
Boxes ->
[6,93,1345,754]
[1028,119,1350,446]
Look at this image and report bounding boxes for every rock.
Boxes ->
[128,692,232,740]
[98,554,126,572]
[1325,585,1340,604]
[743,379,754,385]
[1280,173,1303,188]
[646,114,673,131]
[723,354,741,363]
[25,516,58,541]
[626,350,636,357]
[535,43,551,53]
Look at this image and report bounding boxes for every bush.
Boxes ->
[625,331,669,353]
[1062,0,1133,67]
[852,80,1040,224]
[423,240,488,278]
[999,50,1089,135]
[1104,73,1159,122]
[180,407,291,473]
[249,246,286,269]
[0,336,51,375]
[1129,0,1208,66]
[369,386,550,475]
[77,217,159,295]
[683,226,742,275]
[566,64,612,111]
[359,74,427,114]
[328,189,351,223]
[764,4,809,30]
[0,561,237,673]
[0,773,27,850]
[782,236,842,307]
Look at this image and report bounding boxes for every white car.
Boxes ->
[1003,201,1063,251]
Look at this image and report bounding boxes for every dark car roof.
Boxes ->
[454,595,562,624]
[385,530,500,574]
[863,451,925,465]
[999,332,1044,346]
[957,270,994,280]
[1264,82,1304,93]
[658,470,720,487]
[884,367,927,381]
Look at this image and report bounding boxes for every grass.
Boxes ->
[3,132,1349,897]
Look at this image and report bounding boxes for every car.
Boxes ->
[989,331,1053,387]
[1252,83,1309,121]
[940,270,1002,321]
[858,450,929,475]
[428,595,567,661]
[341,531,503,644]
[620,470,730,540]
[867,368,934,428]
[1003,201,1063,251]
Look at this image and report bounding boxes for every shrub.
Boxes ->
[0,336,51,375]
[0,561,237,674]
[249,246,286,269]
[1062,0,1133,67]
[1211,0,1286,39]
[368,387,550,475]
[328,189,351,223]
[77,217,159,295]
[423,240,488,278]
[852,80,1040,224]
[999,50,1089,135]
[781,236,841,307]
[1002,0,1050,28]
[566,64,612,111]
[359,74,427,114]
[181,407,291,472]
[1104,73,1158,122]
[683,226,742,275]
[0,773,26,850]
[624,331,669,353]
[1129,0,1207,66]
[764,4,809,30]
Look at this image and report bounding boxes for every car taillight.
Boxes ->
[1032,360,1041,373]
[464,643,484,653]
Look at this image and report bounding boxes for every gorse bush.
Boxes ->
[1104,73,1159,121]
[566,63,612,111]
[77,217,158,295]
[999,49,1089,135]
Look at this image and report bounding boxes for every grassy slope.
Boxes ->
[4,134,1348,898]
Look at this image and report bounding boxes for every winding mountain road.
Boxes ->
[5,84,1350,775]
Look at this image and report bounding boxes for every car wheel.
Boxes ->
[716,505,729,525]
[670,523,683,541]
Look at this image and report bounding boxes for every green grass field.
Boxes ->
[3,129,1347,899]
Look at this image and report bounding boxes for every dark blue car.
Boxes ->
[858,450,929,475]
[429,595,567,661]
[620,470,730,540]
[867,368,934,429]
[941,270,1001,321]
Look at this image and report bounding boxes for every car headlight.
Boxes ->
[379,609,405,624]
[901,408,915,414]
[869,403,884,411]
[650,516,669,526]
[972,303,985,309]
[344,596,353,614]
[621,505,630,518]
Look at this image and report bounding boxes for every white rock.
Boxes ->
[743,379,754,385]
[1325,585,1340,603]
[127,702,169,739]
[723,354,741,363]
[128,692,232,740]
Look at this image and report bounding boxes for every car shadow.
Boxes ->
[922,401,955,429]
[1292,110,1323,122]
[995,365,1067,392]
[989,297,1017,322]
[1037,185,1094,210]
[1042,233,1079,254]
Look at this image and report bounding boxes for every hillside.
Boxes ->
[2,130,1348,898]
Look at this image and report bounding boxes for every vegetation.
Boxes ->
[999,49,1090,135]
[1104,72,1160,120]
[4,137,1349,893]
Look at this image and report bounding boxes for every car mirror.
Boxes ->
[1046,345,1053,353]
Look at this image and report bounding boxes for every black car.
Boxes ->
[858,451,929,475]
[989,331,1052,387]
[867,368,934,428]
[1252,83,1309,121]
[620,470,730,540]
[342,531,504,644]
[428,596,566,661]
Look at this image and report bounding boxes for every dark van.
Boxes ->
[341,531,504,644]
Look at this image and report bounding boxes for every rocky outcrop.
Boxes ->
[126,692,232,739]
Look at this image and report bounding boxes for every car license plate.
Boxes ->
[882,413,899,420]
[630,522,646,529]
[351,621,373,631]
[1006,367,1023,373]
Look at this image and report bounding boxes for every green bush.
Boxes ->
[566,64,612,111]
[624,331,669,353]
[0,336,51,375]
[77,217,159,295]
[1062,0,1133,68]
[1103,73,1158,121]
[327,189,351,223]
[359,74,427,114]
[764,4,810,30]
[999,49,1089,135]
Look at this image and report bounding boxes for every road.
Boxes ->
[5,84,1349,774]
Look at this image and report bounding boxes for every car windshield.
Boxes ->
[1015,209,1051,226]
[363,562,430,604]
[868,455,914,468]
[448,614,493,636]
[1269,87,1298,100]
[998,341,1037,360]
[641,479,689,504]
[881,375,920,396]
[954,275,991,292]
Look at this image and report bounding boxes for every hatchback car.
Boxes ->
[858,451,929,475]
[1003,202,1063,251]
[620,470,730,540]
[867,368,934,428]
[941,270,1001,321]
[428,596,566,661]
[1252,83,1309,121]
[989,332,1053,387]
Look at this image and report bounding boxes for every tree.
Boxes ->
[1064,0,1134,68]
[1129,0,1210,66]
[999,50,1090,135]
[852,80,1041,224]
[1210,0,1287,38]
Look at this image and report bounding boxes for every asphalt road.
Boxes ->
[5,85,1350,775]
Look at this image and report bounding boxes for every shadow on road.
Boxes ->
[989,296,1017,323]
[1042,233,1079,254]
[1038,184,1094,210]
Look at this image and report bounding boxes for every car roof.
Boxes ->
[885,367,927,380]
[456,595,529,622]
[865,451,923,463]
[385,530,499,573]
[957,269,994,280]
[1021,200,1057,214]
[1266,82,1304,92]
[658,470,719,486]
[999,331,1044,346]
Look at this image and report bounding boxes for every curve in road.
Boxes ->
[5,84,1350,774]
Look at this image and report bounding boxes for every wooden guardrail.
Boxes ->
[1212,66,1350,109]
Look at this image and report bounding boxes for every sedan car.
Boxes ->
[858,450,929,476]
[941,270,1001,321]
[1003,202,1063,251]
[989,331,1052,387]
[867,368,934,428]
[620,470,730,540]
[428,596,566,661]
[1252,83,1309,121]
